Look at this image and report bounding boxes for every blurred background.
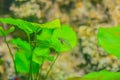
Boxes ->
[1,0,120,80]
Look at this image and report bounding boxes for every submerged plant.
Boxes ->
[0,18,77,80]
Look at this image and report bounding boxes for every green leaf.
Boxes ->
[6,26,15,35]
[67,77,82,80]
[98,27,120,59]
[10,38,31,51]
[11,38,37,73]
[67,70,120,80]
[51,24,77,52]
[0,26,6,36]
[0,59,3,65]
[0,18,60,34]
[32,19,61,29]
[36,28,61,52]
[33,47,54,64]
[82,70,120,80]
[37,29,54,41]
[15,50,39,73]
[0,26,15,36]
[0,18,37,34]
[35,40,61,52]
[12,38,39,73]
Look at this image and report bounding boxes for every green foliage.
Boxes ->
[51,24,77,52]
[33,47,54,64]
[0,26,6,36]
[37,29,54,41]
[97,27,120,59]
[11,38,31,51]
[0,18,36,34]
[15,50,39,73]
[36,28,61,52]
[11,38,39,73]
[0,18,60,34]
[0,17,77,79]
[36,24,77,52]
[6,26,15,35]
[0,26,15,37]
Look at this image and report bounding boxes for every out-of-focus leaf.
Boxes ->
[51,24,77,52]
[98,27,120,59]
[6,26,15,35]
[82,70,120,80]
[32,19,61,29]
[0,59,3,65]
[0,26,15,36]
[67,77,82,80]
[15,50,39,73]
[0,26,6,36]
[33,47,54,64]
[67,70,120,80]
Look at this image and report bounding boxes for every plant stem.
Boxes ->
[4,37,17,76]
[37,59,44,80]
[44,53,59,80]
[27,34,33,80]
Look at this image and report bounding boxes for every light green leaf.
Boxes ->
[32,19,61,29]
[12,39,39,73]
[0,18,38,34]
[33,47,54,64]
[37,29,54,41]
[15,50,39,73]
[67,70,120,80]
[51,24,77,52]
[36,28,60,52]
[82,70,120,80]
[98,27,120,59]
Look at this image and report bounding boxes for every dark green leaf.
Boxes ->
[0,59,3,65]
[67,77,83,80]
